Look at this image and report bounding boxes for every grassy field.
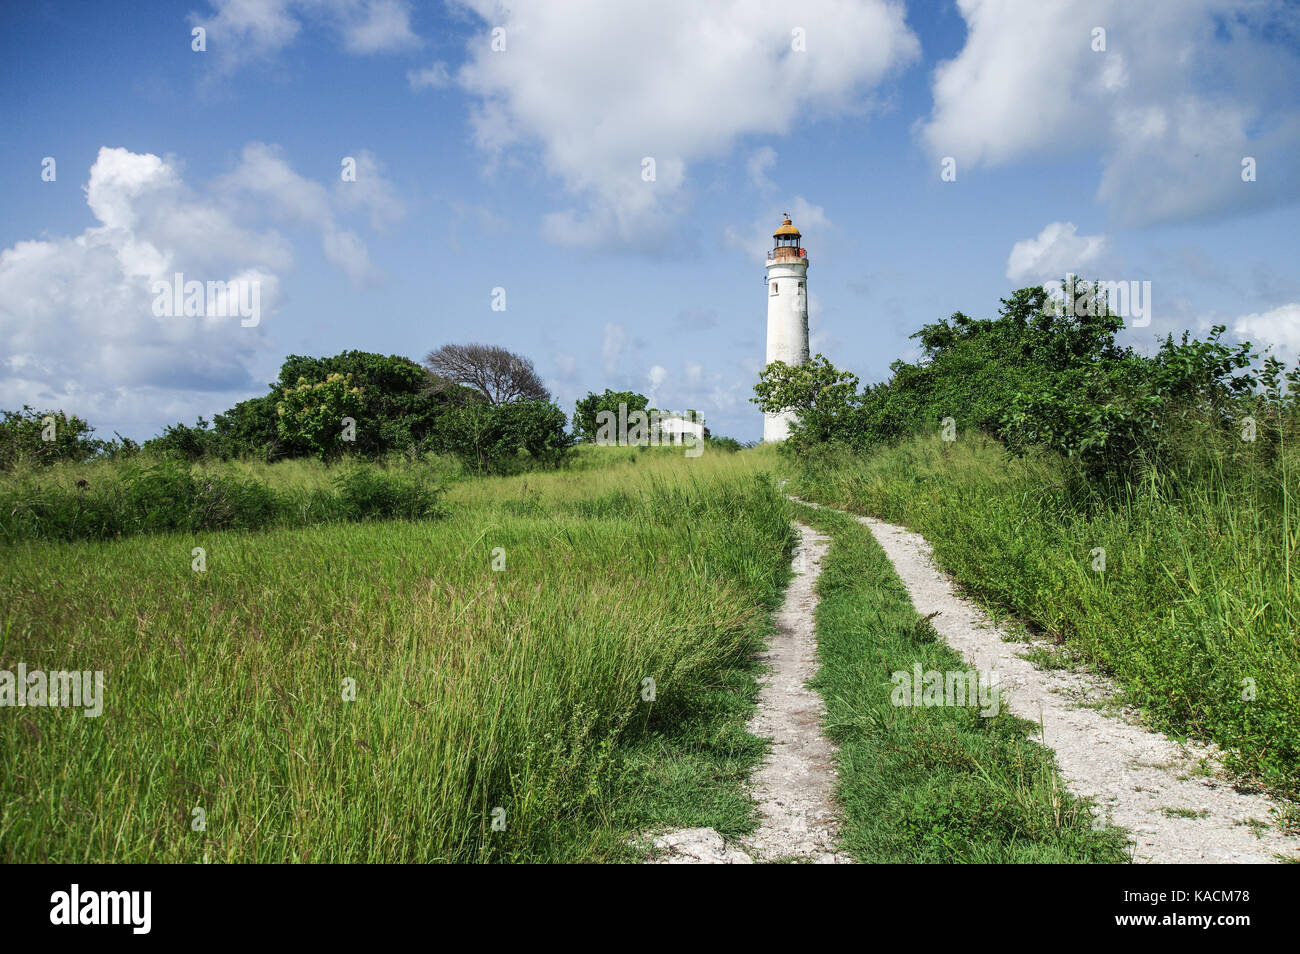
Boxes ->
[9,436,1242,862]
[793,502,1128,862]
[1,446,794,862]
[791,432,1300,798]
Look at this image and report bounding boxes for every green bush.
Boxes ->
[276,373,367,461]
[572,389,650,443]
[0,458,446,544]
[118,461,281,533]
[324,465,446,521]
[0,406,105,468]
[428,400,574,473]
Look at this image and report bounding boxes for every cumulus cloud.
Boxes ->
[1234,303,1300,365]
[193,0,301,68]
[1006,221,1109,284]
[335,150,407,232]
[215,143,401,282]
[0,144,398,437]
[450,0,919,248]
[917,0,1300,225]
[645,364,668,405]
[0,148,278,434]
[342,0,421,54]
[193,0,420,72]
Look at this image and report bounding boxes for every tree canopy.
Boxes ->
[424,343,550,405]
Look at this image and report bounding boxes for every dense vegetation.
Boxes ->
[4,347,574,478]
[10,282,1294,863]
[757,278,1298,479]
[572,389,651,443]
[147,350,574,471]
[0,406,136,468]
[760,279,1300,794]
[0,457,448,544]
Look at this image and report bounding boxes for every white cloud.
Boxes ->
[215,142,400,283]
[334,150,407,232]
[0,148,280,435]
[1234,303,1300,364]
[193,0,300,69]
[342,0,421,53]
[0,144,398,438]
[450,0,918,248]
[1006,221,1108,284]
[646,364,668,405]
[194,0,420,72]
[917,0,1300,225]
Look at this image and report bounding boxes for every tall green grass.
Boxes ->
[0,448,793,862]
[792,432,1300,794]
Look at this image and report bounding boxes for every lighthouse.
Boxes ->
[763,214,810,442]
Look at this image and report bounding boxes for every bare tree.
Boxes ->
[423,343,551,405]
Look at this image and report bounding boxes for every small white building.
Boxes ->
[763,215,810,442]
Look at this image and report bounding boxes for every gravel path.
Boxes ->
[805,499,1300,864]
[650,523,852,863]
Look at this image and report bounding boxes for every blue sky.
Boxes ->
[2,0,1298,443]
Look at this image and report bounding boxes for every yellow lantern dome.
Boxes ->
[773,215,801,238]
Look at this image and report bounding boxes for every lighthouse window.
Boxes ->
[770,282,778,296]
[798,281,805,290]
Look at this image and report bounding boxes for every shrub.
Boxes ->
[0,406,103,468]
[572,390,650,443]
[429,400,574,474]
[0,459,446,544]
[119,461,281,532]
[276,373,367,461]
[325,465,446,521]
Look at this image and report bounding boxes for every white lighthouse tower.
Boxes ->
[763,214,810,442]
